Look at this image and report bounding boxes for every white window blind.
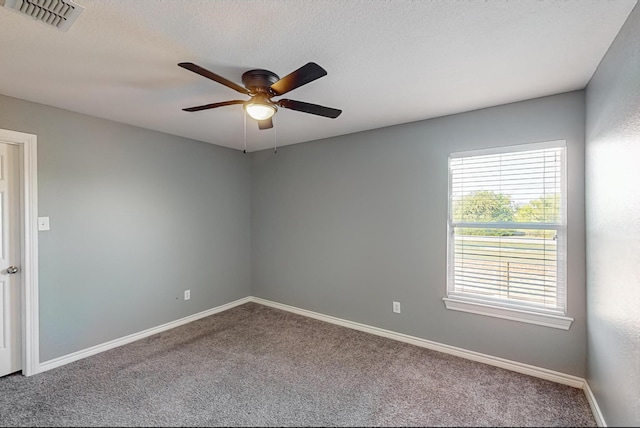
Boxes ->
[446,141,569,325]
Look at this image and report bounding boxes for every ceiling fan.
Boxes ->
[178,62,342,130]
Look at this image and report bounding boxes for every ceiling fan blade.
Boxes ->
[178,62,250,95]
[277,99,342,118]
[258,118,273,130]
[270,62,327,96]
[182,100,245,112]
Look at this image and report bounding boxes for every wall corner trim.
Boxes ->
[583,381,607,427]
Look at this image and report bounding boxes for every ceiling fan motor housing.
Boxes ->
[241,69,280,94]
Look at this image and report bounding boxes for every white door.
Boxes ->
[0,142,21,377]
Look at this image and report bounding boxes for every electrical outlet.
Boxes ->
[38,216,50,231]
[393,301,401,314]
[184,290,190,300]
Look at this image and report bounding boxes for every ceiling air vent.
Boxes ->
[2,0,84,31]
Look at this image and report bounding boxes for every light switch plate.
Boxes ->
[38,217,50,231]
[393,301,401,314]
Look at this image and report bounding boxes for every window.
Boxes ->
[444,141,573,329]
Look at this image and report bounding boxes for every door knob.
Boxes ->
[6,266,19,274]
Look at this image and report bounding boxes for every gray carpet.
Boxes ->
[0,302,595,427]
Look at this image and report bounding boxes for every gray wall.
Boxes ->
[585,3,640,426]
[251,91,586,376]
[0,94,251,362]
[0,83,591,380]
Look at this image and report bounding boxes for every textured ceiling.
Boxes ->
[0,0,636,152]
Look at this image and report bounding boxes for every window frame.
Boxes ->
[443,140,573,330]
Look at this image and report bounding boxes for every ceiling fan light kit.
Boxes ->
[178,61,342,130]
[244,102,276,121]
[243,95,277,121]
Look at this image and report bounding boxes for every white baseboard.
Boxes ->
[249,296,586,389]
[583,380,607,427]
[33,294,604,426]
[37,296,252,374]
[250,297,609,423]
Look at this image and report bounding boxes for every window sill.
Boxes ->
[442,297,573,330]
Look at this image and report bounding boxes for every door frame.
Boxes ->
[0,128,38,376]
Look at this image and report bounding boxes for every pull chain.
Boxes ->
[243,111,247,154]
[274,114,277,154]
